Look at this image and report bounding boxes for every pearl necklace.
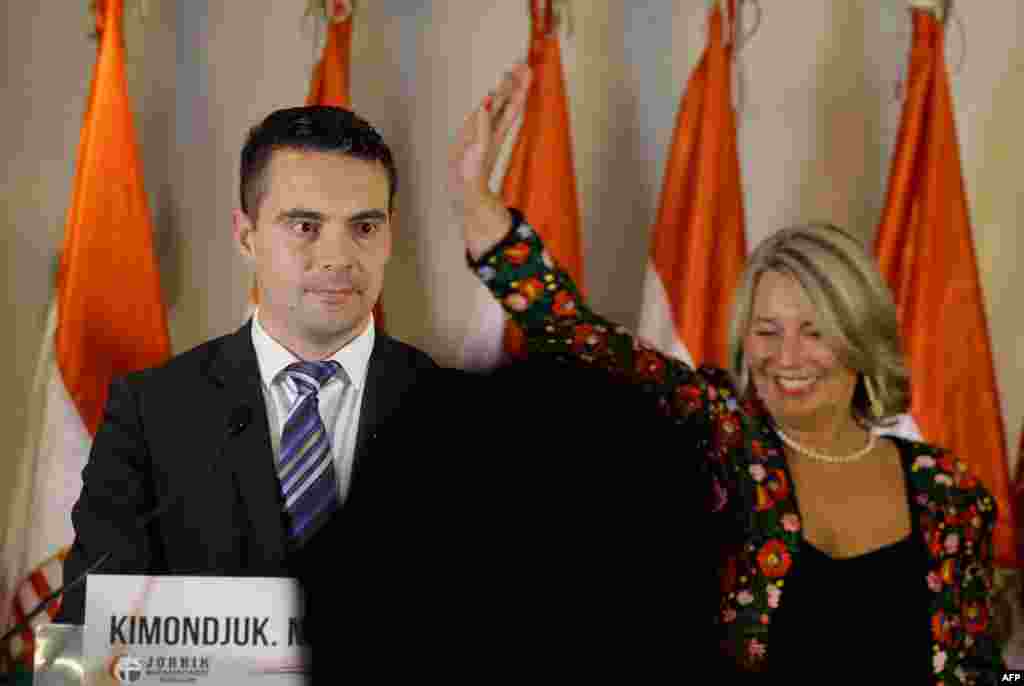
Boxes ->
[774,425,877,464]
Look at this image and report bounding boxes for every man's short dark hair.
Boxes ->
[239,106,398,218]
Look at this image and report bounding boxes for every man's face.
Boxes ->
[234,149,392,357]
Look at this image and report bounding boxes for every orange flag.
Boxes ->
[56,0,171,435]
[875,7,1015,566]
[637,0,746,369]
[2,0,170,668]
[1017,427,1024,551]
[306,4,353,109]
[498,0,584,357]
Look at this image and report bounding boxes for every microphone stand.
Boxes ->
[0,552,111,649]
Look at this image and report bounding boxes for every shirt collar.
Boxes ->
[251,310,375,392]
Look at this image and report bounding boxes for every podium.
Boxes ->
[27,575,309,685]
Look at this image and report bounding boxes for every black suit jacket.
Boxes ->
[56,320,437,625]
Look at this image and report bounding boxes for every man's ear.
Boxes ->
[387,199,398,226]
[232,209,257,262]
[383,206,397,263]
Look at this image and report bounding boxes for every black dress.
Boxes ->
[768,532,935,683]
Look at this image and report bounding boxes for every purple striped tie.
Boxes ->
[278,360,343,547]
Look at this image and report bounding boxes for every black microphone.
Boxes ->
[0,498,174,647]
[215,405,253,475]
[226,405,252,438]
[0,552,111,648]
[1,406,254,647]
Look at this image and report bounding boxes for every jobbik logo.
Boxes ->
[111,656,143,683]
[111,653,212,683]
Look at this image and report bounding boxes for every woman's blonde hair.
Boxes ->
[727,223,910,426]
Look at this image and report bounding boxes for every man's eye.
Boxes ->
[293,221,319,235]
[354,222,377,237]
[754,330,777,337]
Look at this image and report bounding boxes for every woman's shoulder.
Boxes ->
[695,364,737,392]
[886,435,997,516]
[659,361,739,408]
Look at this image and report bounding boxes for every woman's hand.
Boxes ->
[448,63,531,260]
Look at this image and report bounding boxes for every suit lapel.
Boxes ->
[201,325,431,562]
[352,333,417,471]
[205,320,289,566]
[354,333,405,466]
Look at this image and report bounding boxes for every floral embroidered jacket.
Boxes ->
[469,212,1003,684]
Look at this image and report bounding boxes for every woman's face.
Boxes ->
[743,270,858,432]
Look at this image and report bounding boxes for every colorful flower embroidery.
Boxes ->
[954,463,979,490]
[767,584,781,609]
[634,349,666,383]
[503,241,531,265]
[963,601,988,634]
[764,468,790,502]
[551,290,576,317]
[928,529,945,557]
[571,323,607,355]
[944,533,960,555]
[517,276,545,303]
[914,455,937,470]
[756,540,792,579]
[781,513,801,533]
[673,384,702,415]
[504,293,528,312]
[715,414,743,449]
[940,559,956,585]
[932,610,954,645]
[753,470,790,513]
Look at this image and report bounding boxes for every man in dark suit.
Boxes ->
[56,103,723,679]
[56,105,436,624]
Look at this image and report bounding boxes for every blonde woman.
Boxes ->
[449,65,1003,682]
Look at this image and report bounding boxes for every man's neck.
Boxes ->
[256,314,368,362]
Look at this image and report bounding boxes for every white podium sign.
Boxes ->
[82,575,308,685]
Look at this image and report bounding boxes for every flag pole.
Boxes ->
[908,0,951,23]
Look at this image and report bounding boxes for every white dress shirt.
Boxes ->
[251,311,374,503]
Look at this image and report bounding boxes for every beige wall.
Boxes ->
[2,1,1022,543]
